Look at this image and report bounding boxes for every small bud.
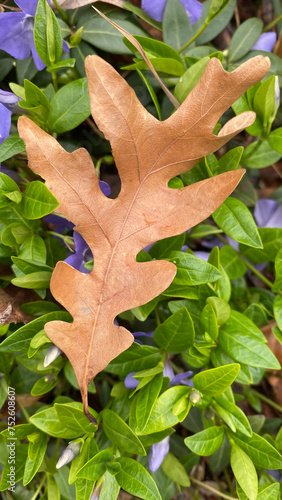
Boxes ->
[189,389,201,405]
[56,442,81,469]
[69,27,84,47]
[44,345,62,367]
[274,76,280,111]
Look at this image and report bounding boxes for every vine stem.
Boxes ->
[30,474,47,500]
[178,21,209,53]
[250,389,282,413]
[189,477,238,500]
[52,0,69,24]
[263,13,282,32]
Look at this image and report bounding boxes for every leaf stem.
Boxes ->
[52,0,69,24]
[223,467,236,496]
[30,474,47,500]
[263,14,282,32]
[250,389,282,413]
[51,70,58,92]
[178,20,209,53]
[189,477,238,499]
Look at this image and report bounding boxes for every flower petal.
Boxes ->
[170,370,194,387]
[0,104,11,146]
[181,0,203,24]
[254,199,277,227]
[251,32,277,52]
[148,436,170,472]
[99,180,111,196]
[124,372,139,389]
[15,0,39,16]
[266,204,282,228]
[141,0,167,22]
[0,13,32,59]
[0,89,21,113]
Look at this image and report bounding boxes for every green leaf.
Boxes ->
[30,404,95,439]
[206,0,233,21]
[194,0,236,45]
[0,311,71,353]
[69,436,99,485]
[228,18,263,63]
[55,403,98,435]
[11,271,52,289]
[222,309,266,342]
[243,303,268,328]
[125,35,184,63]
[136,69,161,120]
[268,127,282,154]
[24,80,51,110]
[272,247,282,291]
[47,473,60,500]
[19,235,47,264]
[11,257,52,275]
[123,57,185,77]
[219,246,247,279]
[106,343,162,377]
[163,0,193,51]
[230,444,258,500]
[22,181,59,219]
[189,223,223,239]
[115,457,161,500]
[138,386,190,435]
[184,426,224,456]
[253,76,276,128]
[241,140,281,169]
[47,58,76,72]
[229,431,282,469]
[153,307,194,353]
[0,172,21,205]
[0,444,28,491]
[214,395,252,436]
[257,483,280,500]
[0,135,26,162]
[169,251,222,286]
[162,283,198,299]
[34,0,63,66]
[174,57,210,103]
[31,374,58,395]
[48,78,90,133]
[240,228,282,263]
[149,234,185,259]
[161,453,190,487]
[217,147,244,173]
[23,432,47,485]
[134,373,163,433]
[76,448,112,481]
[206,297,231,325]
[212,197,262,248]
[102,409,146,456]
[200,304,218,340]
[193,364,239,396]
[219,324,280,370]
[273,294,282,330]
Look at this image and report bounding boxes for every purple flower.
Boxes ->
[124,371,139,389]
[0,90,22,147]
[0,0,69,71]
[141,0,202,23]
[65,231,93,273]
[0,89,22,115]
[0,104,11,146]
[254,199,282,228]
[148,436,170,471]
[124,357,194,389]
[251,32,277,52]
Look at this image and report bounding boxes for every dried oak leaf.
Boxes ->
[18,55,270,419]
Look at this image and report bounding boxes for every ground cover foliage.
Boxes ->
[0,0,282,499]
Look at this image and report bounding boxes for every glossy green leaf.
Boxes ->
[106,343,162,377]
[162,283,198,299]
[174,57,210,103]
[69,436,99,485]
[219,246,247,279]
[169,251,222,286]
[229,431,282,469]
[76,448,112,481]
[222,309,266,342]
[228,18,263,63]
[134,373,163,433]
[241,140,281,169]
[212,197,262,248]
[0,135,26,163]
[0,311,71,353]
[163,0,193,51]
[115,457,161,500]
[218,147,244,173]
[55,403,98,435]
[268,127,282,154]
[206,296,231,325]
[193,364,239,396]
[195,0,236,44]
[21,181,59,219]
[18,235,47,264]
[103,409,146,455]
[184,426,224,456]
[214,395,252,436]
[161,453,190,487]
[11,271,52,289]
[230,444,258,500]
[139,386,190,435]
[200,304,218,340]
[219,324,280,369]
[257,483,280,500]
[240,228,282,263]
[48,79,90,133]
[31,374,58,396]
[153,307,194,353]
[0,444,28,491]
[149,234,185,259]
[23,432,47,485]
[272,247,282,291]
[124,57,185,77]
[34,0,63,66]
[253,76,276,127]
[273,294,282,330]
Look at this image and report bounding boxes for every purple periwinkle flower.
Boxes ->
[141,0,202,23]
[124,371,140,389]
[0,104,11,146]
[65,231,93,274]
[149,436,170,471]
[44,344,62,367]
[251,32,277,52]
[0,0,69,71]
[254,199,282,228]
[56,441,81,469]
[0,90,22,147]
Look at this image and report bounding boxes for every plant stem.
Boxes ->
[52,0,69,24]
[263,13,282,32]
[272,0,282,32]
[189,477,238,499]
[51,71,58,92]
[178,21,209,53]
[30,474,47,500]
[250,389,282,413]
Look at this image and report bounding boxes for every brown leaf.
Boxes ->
[18,55,270,418]
[52,0,124,10]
